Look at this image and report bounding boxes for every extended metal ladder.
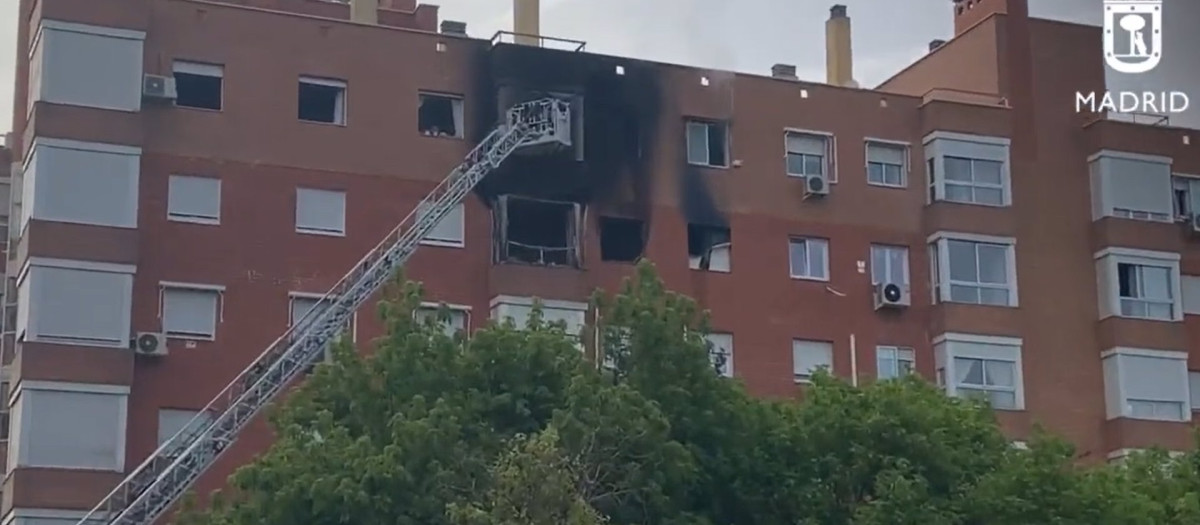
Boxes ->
[76,98,573,525]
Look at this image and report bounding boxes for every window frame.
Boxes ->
[685,119,730,168]
[295,187,347,237]
[415,301,472,337]
[923,131,1012,207]
[864,138,908,188]
[9,380,129,472]
[928,232,1019,307]
[792,339,834,384]
[788,237,830,282]
[18,257,136,348]
[1088,149,1175,223]
[933,332,1025,411]
[1101,347,1189,422]
[1095,247,1183,322]
[1171,173,1200,219]
[705,332,734,378]
[171,59,224,111]
[297,75,347,126]
[167,174,221,225]
[417,91,466,139]
[289,291,357,345]
[876,345,915,379]
[784,128,837,182]
[159,281,224,341]
[870,243,910,286]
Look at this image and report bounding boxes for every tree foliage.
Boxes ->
[178,262,1200,525]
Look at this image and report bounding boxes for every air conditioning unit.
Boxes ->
[132,332,168,356]
[874,282,910,310]
[142,74,177,101]
[804,174,830,198]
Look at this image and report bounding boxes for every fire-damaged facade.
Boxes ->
[3,0,1200,517]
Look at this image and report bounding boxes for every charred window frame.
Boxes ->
[417,92,465,138]
[599,216,645,263]
[686,119,729,168]
[687,224,731,273]
[492,195,582,268]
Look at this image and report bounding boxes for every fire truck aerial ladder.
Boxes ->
[75,98,573,525]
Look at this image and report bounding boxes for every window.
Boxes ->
[866,141,906,187]
[686,119,728,167]
[18,259,135,347]
[167,175,220,224]
[417,93,464,138]
[29,20,145,112]
[599,217,645,263]
[23,138,140,229]
[161,283,222,340]
[1117,263,1174,320]
[10,383,128,471]
[786,131,834,181]
[415,303,469,337]
[935,333,1023,410]
[1088,152,1174,222]
[0,381,9,442]
[157,408,213,454]
[1102,349,1188,422]
[793,339,833,383]
[493,195,581,267]
[419,202,465,247]
[1189,371,1200,412]
[789,237,829,281]
[1184,275,1200,315]
[490,295,586,342]
[298,76,346,125]
[289,293,356,343]
[1171,175,1200,219]
[1095,248,1182,322]
[876,346,914,379]
[870,244,909,285]
[706,333,733,377]
[929,233,1018,307]
[687,224,731,272]
[296,187,346,236]
[924,132,1010,207]
[172,60,223,111]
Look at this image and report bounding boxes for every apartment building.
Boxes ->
[2,0,1199,521]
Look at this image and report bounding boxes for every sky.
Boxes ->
[0,0,1195,135]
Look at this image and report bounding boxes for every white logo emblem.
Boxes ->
[1103,0,1163,74]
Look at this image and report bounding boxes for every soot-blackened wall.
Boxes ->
[472,44,663,223]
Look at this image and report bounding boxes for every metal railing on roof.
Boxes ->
[489,31,586,52]
[920,88,1010,108]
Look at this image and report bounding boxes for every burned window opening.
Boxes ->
[298,78,346,124]
[418,93,464,138]
[600,217,645,262]
[687,224,731,272]
[494,195,581,267]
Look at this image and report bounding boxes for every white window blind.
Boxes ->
[793,340,833,382]
[1122,355,1187,419]
[420,202,465,245]
[1106,157,1173,216]
[167,175,220,223]
[157,409,213,451]
[296,188,346,234]
[34,266,131,345]
[162,288,219,338]
[786,133,825,155]
[20,389,125,470]
[867,142,905,165]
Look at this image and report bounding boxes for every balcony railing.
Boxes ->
[920,88,1010,108]
[489,31,586,52]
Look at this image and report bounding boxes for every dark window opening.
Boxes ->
[600,217,645,262]
[687,224,731,272]
[298,79,345,124]
[174,72,222,110]
[686,120,729,167]
[1117,263,1136,297]
[494,196,581,267]
[418,93,464,137]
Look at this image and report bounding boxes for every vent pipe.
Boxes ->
[513,0,540,46]
[350,0,378,24]
[825,4,858,88]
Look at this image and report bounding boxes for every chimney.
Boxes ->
[771,63,798,80]
[825,4,857,88]
[928,39,947,51]
[441,20,467,36]
[350,0,378,24]
[513,0,540,46]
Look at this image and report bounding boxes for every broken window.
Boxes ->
[298,76,346,125]
[686,119,728,167]
[418,93,465,138]
[599,217,645,263]
[172,61,223,111]
[687,224,731,272]
[493,195,581,267]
